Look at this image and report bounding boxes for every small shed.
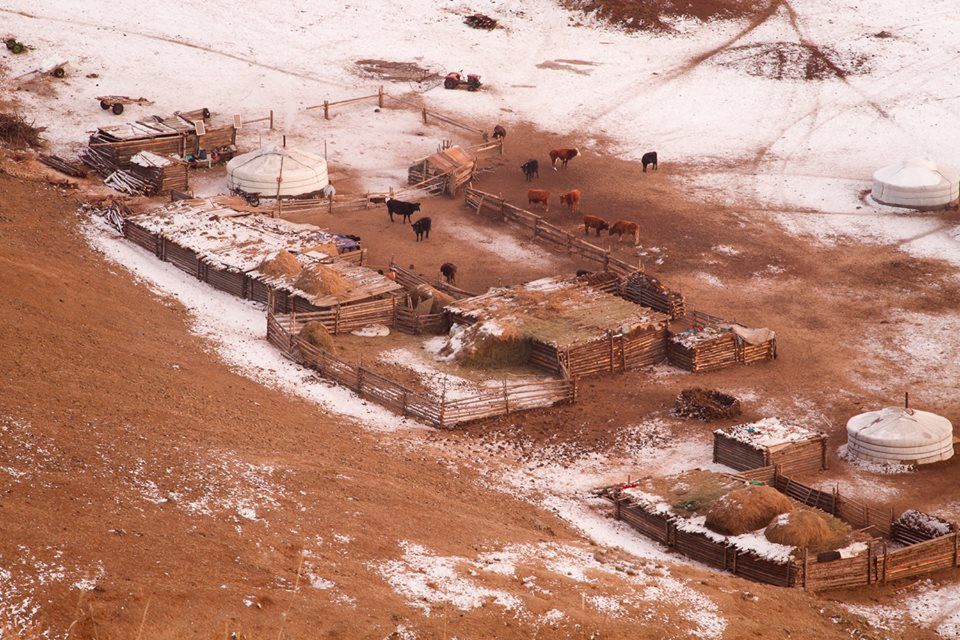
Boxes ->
[872,158,960,209]
[444,275,669,377]
[128,151,189,195]
[714,418,827,474]
[846,407,954,466]
[408,146,475,194]
[227,146,329,199]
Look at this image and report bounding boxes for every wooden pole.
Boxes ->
[422,108,428,125]
[378,85,384,108]
[269,109,274,130]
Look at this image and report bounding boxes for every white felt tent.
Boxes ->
[846,407,954,465]
[226,146,328,198]
[871,158,960,209]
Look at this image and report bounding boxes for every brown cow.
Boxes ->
[527,189,550,211]
[559,189,581,213]
[609,220,640,245]
[549,147,579,170]
[583,215,609,237]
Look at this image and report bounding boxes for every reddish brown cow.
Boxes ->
[559,189,581,213]
[609,220,640,245]
[527,189,550,211]
[583,215,609,237]
[549,147,579,170]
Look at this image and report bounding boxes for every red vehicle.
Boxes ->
[444,71,482,91]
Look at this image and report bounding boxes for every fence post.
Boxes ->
[269,109,274,130]
[954,531,959,567]
[498,138,503,155]
[357,365,364,393]
[503,380,509,414]
[802,547,808,591]
[402,390,408,417]
[614,498,621,521]
[438,378,447,428]
[335,305,341,334]
[323,100,330,120]
[378,85,384,108]
[882,540,888,583]
[422,108,428,125]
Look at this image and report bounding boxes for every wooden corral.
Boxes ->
[266,311,577,428]
[668,310,777,372]
[80,108,237,176]
[714,419,828,475]
[409,145,475,195]
[445,276,669,377]
[121,198,383,310]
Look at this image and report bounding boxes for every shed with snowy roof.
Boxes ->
[443,273,669,377]
[714,418,827,475]
[846,407,954,466]
[871,158,960,210]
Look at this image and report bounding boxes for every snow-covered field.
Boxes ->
[3,0,960,261]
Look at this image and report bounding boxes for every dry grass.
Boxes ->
[567,0,770,32]
[258,250,301,279]
[0,112,45,149]
[764,508,852,552]
[648,469,742,517]
[704,485,794,535]
[295,264,350,298]
[299,321,334,351]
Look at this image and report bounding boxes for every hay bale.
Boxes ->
[764,508,851,552]
[675,388,742,421]
[704,485,794,535]
[295,263,350,298]
[299,321,334,351]
[455,321,531,369]
[259,250,302,279]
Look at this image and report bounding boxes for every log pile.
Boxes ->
[675,388,742,421]
[622,272,686,318]
[128,151,189,194]
[104,169,152,195]
[464,13,497,29]
[38,154,87,178]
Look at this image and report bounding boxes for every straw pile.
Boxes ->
[430,289,455,314]
[674,388,742,421]
[652,470,741,516]
[299,321,334,352]
[295,263,350,298]
[258,250,302,279]
[764,508,851,552]
[304,241,340,257]
[0,113,45,148]
[454,321,531,369]
[704,485,794,535]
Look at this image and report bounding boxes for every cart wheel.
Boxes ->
[53,66,66,78]
[443,78,457,89]
[10,42,24,54]
[112,103,124,115]
[249,196,260,208]
[100,100,111,110]
[202,108,211,119]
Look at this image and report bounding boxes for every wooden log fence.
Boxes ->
[266,310,575,427]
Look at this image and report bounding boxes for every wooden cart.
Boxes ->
[96,95,153,115]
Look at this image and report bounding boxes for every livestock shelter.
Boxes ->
[408,145,475,194]
[81,107,237,177]
[444,275,669,377]
[667,310,777,372]
[714,418,828,475]
[872,158,960,209]
[121,198,395,315]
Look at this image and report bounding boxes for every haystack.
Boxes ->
[304,241,340,257]
[258,250,302,279]
[764,508,851,553]
[299,321,334,351]
[295,263,350,298]
[675,388,742,421]
[704,485,794,535]
[430,290,455,314]
[453,321,531,369]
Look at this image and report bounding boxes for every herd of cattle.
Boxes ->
[383,143,655,256]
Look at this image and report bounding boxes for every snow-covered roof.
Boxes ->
[846,407,954,465]
[872,158,960,209]
[716,418,822,452]
[226,145,329,197]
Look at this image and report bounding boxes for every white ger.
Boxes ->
[846,406,954,466]
[871,157,960,210]
[226,145,329,198]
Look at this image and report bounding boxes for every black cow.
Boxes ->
[493,124,507,139]
[642,151,658,173]
[440,262,457,285]
[412,217,432,242]
[386,198,421,223]
[521,159,539,181]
